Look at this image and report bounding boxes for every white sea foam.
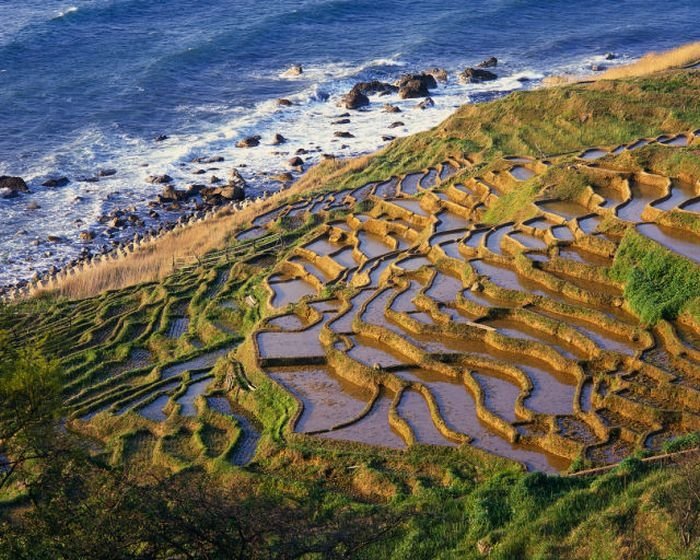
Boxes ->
[54,6,79,19]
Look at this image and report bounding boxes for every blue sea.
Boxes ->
[0,0,699,287]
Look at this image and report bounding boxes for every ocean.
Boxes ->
[0,0,699,288]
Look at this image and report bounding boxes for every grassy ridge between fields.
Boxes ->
[610,231,700,325]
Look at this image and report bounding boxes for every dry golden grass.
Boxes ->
[545,41,700,86]
[40,157,361,300]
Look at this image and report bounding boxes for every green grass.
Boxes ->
[610,230,700,324]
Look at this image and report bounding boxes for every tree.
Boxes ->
[0,331,63,490]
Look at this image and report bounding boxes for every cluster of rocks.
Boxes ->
[0,163,290,302]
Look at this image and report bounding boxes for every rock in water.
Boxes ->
[459,68,498,83]
[382,104,401,113]
[272,133,287,145]
[349,80,399,97]
[277,98,293,107]
[425,67,449,82]
[398,79,430,99]
[477,56,498,68]
[288,156,304,168]
[416,97,435,110]
[146,174,173,184]
[236,136,261,148]
[281,64,303,77]
[42,176,70,188]
[0,176,29,197]
[396,73,438,90]
[341,90,370,110]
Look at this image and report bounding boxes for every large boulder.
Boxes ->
[477,56,498,68]
[349,80,398,97]
[459,67,498,83]
[399,79,429,99]
[396,73,438,90]
[396,73,437,99]
[0,176,29,197]
[341,89,370,110]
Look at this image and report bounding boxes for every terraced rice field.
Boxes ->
[2,132,698,475]
[247,137,699,472]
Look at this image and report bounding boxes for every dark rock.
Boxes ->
[459,68,498,83]
[47,235,63,243]
[516,76,531,83]
[288,156,304,168]
[350,80,399,97]
[79,230,96,242]
[416,97,435,110]
[341,89,370,110]
[296,148,309,155]
[146,174,173,185]
[0,176,29,197]
[210,175,221,184]
[277,98,293,107]
[193,156,224,164]
[42,176,70,188]
[382,135,396,141]
[388,121,405,129]
[154,134,169,142]
[332,118,351,125]
[398,79,430,99]
[477,56,498,68]
[425,67,449,82]
[272,133,287,145]
[604,52,616,60]
[336,112,351,118]
[334,131,355,138]
[396,73,438,90]
[193,169,206,175]
[148,210,160,219]
[97,168,117,177]
[236,136,261,148]
[383,104,401,113]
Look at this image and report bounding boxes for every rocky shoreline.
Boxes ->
[1,54,617,301]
